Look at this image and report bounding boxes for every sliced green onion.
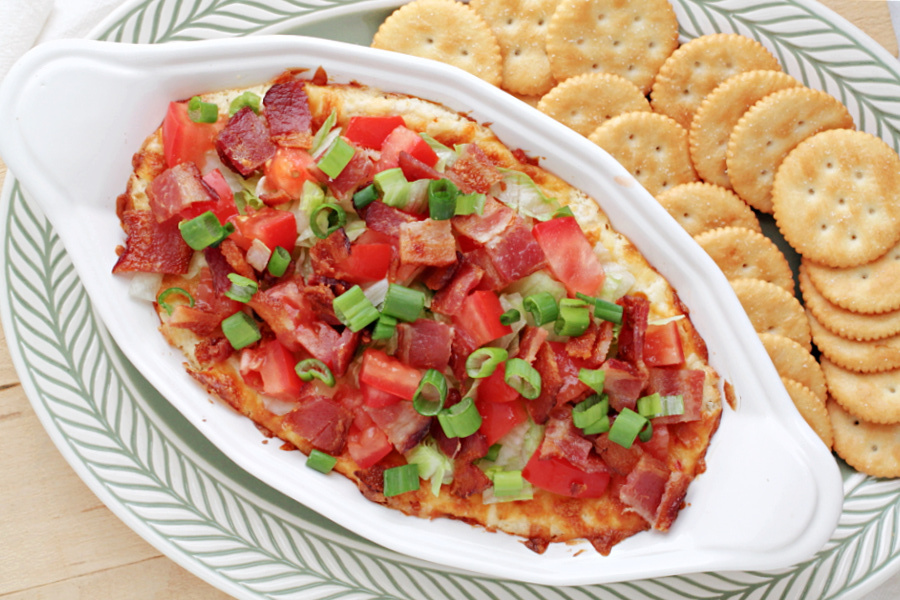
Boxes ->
[639,420,654,443]
[437,396,482,438]
[553,205,575,218]
[157,287,194,315]
[374,168,410,209]
[267,246,291,277]
[484,443,502,462]
[554,298,591,337]
[371,313,398,340]
[187,96,218,123]
[310,202,347,239]
[504,358,541,400]
[465,347,508,379]
[381,283,425,323]
[523,291,559,325]
[581,414,610,435]
[294,358,335,387]
[412,369,448,416]
[608,408,648,449]
[383,463,420,497]
[235,189,263,215]
[572,393,609,430]
[221,311,261,350]
[228,91,261,116]
[306,449,337,474]
[224,273,257,303]
[454,192,486,216]
[427,178,459,220]
[179,210,233,250]
[577,293,624,324]
[492,470,525,497]
[637,393,685,419]
[578,368,606,394]
[333,285,380,332]
[353,183,379,210]
[500,309,521,326]
[317,137,355,179]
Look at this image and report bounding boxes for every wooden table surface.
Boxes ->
[0,2,896,598]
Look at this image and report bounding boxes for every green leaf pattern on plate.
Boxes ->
[4,0,900,598]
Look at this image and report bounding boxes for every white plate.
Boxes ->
[0,34,841,586]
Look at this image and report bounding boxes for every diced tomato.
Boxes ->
[345,115,406,150]
[523,452,610,498]
[476,362,520,403]
[180,169,238,223]
[476,397,526,446]
[361,382,404,408]
[643,321,685,367]
[202,169,234,205]
[358,348,423,401]
[377,126,439,171]
[342,242,392,283]
[347,423,394,469]
[265,147,316,199]
[532,216,605,297]
[453,290,512,348]
[258,339,304,402]
[230,207,298,252]
[162,101,221,169]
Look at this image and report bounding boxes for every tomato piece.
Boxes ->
[258,340,305,402]
[180,168,238,223]
[345,115,406,150]
[476,362,520,403]
[342,242,392,283]
[361,382,404,408]
[643,321,685,367]
[264,147,316,199]
[377,125,439,171]
[453,290,512,348]
[476,397,527,446]
[358,348,423,401]
[523,451,610,498]
[347,423,394,469]
[230,207,298,252]
[532,216,605,297]
[162,101,221,169]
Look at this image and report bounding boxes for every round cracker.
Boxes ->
[822,357,900,425]
[802,243,900,315]
[828,398,900,478]
[773,129,900,268]
[782,377,833,449]
[689,70,800,189]
[799,262,900,341]
[587,111,697,197]
[470,0,559,96]
[758,332,827,403]
[730,278,811,350]
[650,34,781,130]
[372,0,503,86]
[808,309,900,373]
[655,182,761,237]
[726,86,854,213]
[536,72,650,137]
[545,0,678,94]
[694,226,795,294]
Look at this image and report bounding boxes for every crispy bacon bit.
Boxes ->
[430,260,484,316]
[399,219,457,267]
[365,401,431,454]
[396,319,453,370]
[216,106,277,177]
[463,247,508,291]
[601,358,648,413]
[282,396,353,455]
[219,238,256,282]
[194,335,234,366]
[451,196,516,244]
[112,210,193,274]
[566,320,615,367]
[594,432,643,476]
[618,295,650,367]
[539,408,607,473]
[483,216,546,281]
[147,162,216,223]
[654,471,691,531]
[310,228,351,279]
[618,454,671,526]
[263,80,313,148]
[328,151,375,200]
[529,342,561,424]
[421,255,461,290]
[550,342,592,404]
[363,200,422,238]
[645,367,706,424]
[516,326,549,364]
[446,143,502,193]
[450,432,491,498]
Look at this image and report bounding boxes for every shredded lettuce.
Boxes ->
[405,438,454,496]
[478,419,544,504]
[311,110,338,157]
[419,132,457,171]
[505,270,567,304]
[491,169,560,221]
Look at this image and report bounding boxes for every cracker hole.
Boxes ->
[694,61,701,68]
[635,169,642,176]
[853,420,860,426]
[507,18,514,25]
[683,212,690,218]
[537,19,544,26]
[850,234,857,240]
[797,120,805,126]
[826,162,834,169]
[821,224,828,231]
[889,387,897,394]
[872,445,879,452]
[766,140,772,147]
[861,273,869,279]
[613,40,620,47]
[426,37,434,44]
[627,65,634,71]
[654,145,662,152]
[461,49,468,56]
[634,15,641,22]
[838,198,845,205]
[628,134,635,140]
[649,41,656,49]
[760,169,768,176]
[576,38,584,45]
[598,13,605,20]
[855,170,864,179]
[592,63,599,70]
[514,49,521,56]
[808,188,815,195]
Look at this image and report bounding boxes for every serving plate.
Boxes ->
[0,0,897,598]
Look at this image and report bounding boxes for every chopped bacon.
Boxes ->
[204,245,235,294]
[484,216,546,282]
[282,395,353,455]
[618,295,650,367]
[516,326,549,364]
[396,319,453,370]
[463,247,508,291]
[363,200,422,238]
[654,471,691,531]
[219,238,256,282]
[450,432,492,498]
[309,228,351,279]
[446,144,502,193]
[421,255,461,290]
[364,401,432,454]
[399,150,442,181]
[168,267,240,336]
[263,80,313,148]
[566,320,614,367]
[328,150,375,200]
[601,358,648,413]
[529,342,561,424]
[113,210,193,274]
[618,454,671,526]
[594,433,644,476]
[549,342,592,404]
[216,106,277,177]
[429,259,484,316]
[194,335,234,366]
[399,219,457,267]
[451,196,516,244]
[645,367,706,424]
[147,162,216,223]
[539,408,607,473]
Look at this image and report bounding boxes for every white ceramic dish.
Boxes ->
[0,35,842,586]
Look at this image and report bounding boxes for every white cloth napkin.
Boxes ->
[0,0,53,84]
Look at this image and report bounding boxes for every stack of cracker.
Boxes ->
[371,0,900,477]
